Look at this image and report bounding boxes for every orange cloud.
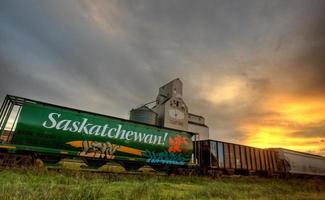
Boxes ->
[240,93,325,156]
[203,76,247,104]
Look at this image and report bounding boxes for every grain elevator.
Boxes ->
[130,78,209,140]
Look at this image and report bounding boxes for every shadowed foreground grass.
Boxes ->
[0,169,324,200]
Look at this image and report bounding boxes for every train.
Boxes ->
[1,95,324,177]
[196,140,325,177]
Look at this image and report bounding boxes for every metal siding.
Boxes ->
[266,150,271,171]
[271,151,278,172]
[263,150,267,171]
[260,150,266,171]
[279,149,325,176]
[235,145,241,169]
[267,151,273,171]
[264,150,269,171]
[224,143,230,169]
[129,107,157,125]
[217,142,224,168]
[249,148,257,170]
[255,149,261,170]
[246,147,252,170]
[240,146,247,169]
[229,144,235,169]
[201,141,211,166]
[210,141,218,167]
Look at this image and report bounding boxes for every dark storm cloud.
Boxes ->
[0,0,324,148]
[269,1,325,95]
[0,0,163,117]
[295,15,325,94]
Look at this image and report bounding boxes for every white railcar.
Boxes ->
[273,148,325,176]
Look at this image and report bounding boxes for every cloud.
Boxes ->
[0,0,325,155]
[290,122,325,138]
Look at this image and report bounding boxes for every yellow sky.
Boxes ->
[241,94,325,155]
[200,74,325,156]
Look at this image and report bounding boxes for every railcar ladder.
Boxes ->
[0,95,24,143]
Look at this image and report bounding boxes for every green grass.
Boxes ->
[0,169,324,200]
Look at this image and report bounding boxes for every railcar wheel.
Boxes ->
[119,161,144,171]
[149,165,172,174]
[0,153,34,168]
[83,158,107,169]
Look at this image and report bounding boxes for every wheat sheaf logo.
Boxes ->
[66,141,144,159]
[67,141,120,159]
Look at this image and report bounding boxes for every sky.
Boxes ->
[0,0,324,156]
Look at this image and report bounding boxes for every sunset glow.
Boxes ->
[206,77,246,104]
[242,94,325,155]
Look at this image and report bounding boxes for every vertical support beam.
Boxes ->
[193,134,199,165]
[209,141,212,168]
[221,142,226,169]
[193,135,196,165]
[238,146,241,169]
[198,135,200,165]
[215,141,218,168]
[195,135,199,165]
[228,144,231,169]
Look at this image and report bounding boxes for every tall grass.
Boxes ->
[0,169,324,200]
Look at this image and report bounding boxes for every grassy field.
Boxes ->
[0,169,324,200]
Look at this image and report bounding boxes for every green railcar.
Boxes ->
[0,95,196,170]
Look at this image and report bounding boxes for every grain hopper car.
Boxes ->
[0,95,197,171]
[271,148,325,177]
[196,140,279,176]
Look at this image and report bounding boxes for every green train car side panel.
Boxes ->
[12,102,193,165]
[0,143,147,163]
